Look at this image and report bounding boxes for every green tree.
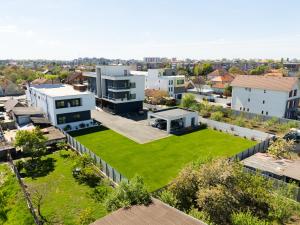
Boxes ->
[249,65,268,75]
[224,84,232,97]
[14,128,47,160]
[181,94,197,108]
[200,63,213,76]
[105,175,151,212]
[193,64,201,76]
[229,66,245,75]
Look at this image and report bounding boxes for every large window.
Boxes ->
[177,79,184,85]
[55,98,81,109]
[56,111,91,124]
[58,115,66,124]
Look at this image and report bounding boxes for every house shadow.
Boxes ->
[69,126,108,137]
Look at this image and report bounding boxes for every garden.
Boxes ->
[181,94,299,135]
[70,126,255,191]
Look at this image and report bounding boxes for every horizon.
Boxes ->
[1,0,300,60]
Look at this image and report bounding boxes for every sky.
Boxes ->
[0,0,300,60]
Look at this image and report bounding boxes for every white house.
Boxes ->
[26,84,95,131]
[231,75,300,119]
[83,65,145,114]
[131,69,185,99]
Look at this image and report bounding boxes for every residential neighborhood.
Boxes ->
[1,1,300,225]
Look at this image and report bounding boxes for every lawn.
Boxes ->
[0,163,34,225]
[23,150,109,225]
[71,127,256,191]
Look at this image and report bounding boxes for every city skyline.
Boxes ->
[1,0,300,60]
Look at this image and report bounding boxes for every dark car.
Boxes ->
[283,130,300,143]
[151,119,167,130]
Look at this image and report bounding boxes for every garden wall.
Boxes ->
[199,117,275,141]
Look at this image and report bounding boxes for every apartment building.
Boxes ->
[26,84,95,130]
[132,69,185,99]
[231,76,300,119]
[283,62,300,77]
[83,65,145,114]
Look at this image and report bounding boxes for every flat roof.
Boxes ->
[30,84,91,97]
[150,108,196,120]
[82,72,96,78]
[12,107,44,116]
[91,198,205,225]
[242,152,300,181]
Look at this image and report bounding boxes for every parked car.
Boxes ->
[151,119,167,130]
[283,128,300,143]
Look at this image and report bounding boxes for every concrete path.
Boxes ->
[91,109,169,144]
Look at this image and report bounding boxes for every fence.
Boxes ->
[230,136,275,161]
[243,167,300,202]
[62,130,128,184]
[7,153,42,225]
[199,117,274,141]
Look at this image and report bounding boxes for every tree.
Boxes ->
[181,94,197,108]
[229,66,245,75]
[145,89,168,105]
[267,138,295,159]
[105,175,151,212]
[200,63,213,76]
[249,65,268,75]
[14,128,47,160]
[193,64,201,76]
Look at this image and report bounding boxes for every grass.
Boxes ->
[23,150,109,225]
[0,163,34,225]
[71,126,256,191]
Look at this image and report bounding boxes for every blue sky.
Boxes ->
[1,0,300,60]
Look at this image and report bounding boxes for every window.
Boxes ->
[247,108,249,112]
[124,70,128,76]
[261,111,264,114]
[243,107,245,111]
[266,111,268,115]
[130,82,136,88]
[248,98,250,102]
[130,93,136,99]
[56,100,65,109]
[70,99,81,107]
[240,107,242,110]
[289,90,293,97]
[294,89,297,96]
[73,113,81,121]
[177,79,184,85]
[264,90,266,93]
[263,100,265,104]
[57,115,66,124]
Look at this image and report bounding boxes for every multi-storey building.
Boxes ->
[283,62,300,77]
[132,69,185,99]
[83,65,145,114]
[231,75,300,119]
[26,84,95,130]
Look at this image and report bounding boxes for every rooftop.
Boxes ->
[12,107,44,116]
[91,198,205,225]
[150,108,197,120]
[242,152,300,181]
[231,75,299,92]
[30,84,91,97]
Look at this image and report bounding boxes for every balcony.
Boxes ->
[107,85,131,92]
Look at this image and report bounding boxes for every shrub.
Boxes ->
[75,166,101,187]
[267,138,295,159]
[181,94,197,108]
[200,109,210,118]
[76,208,95,225]
[188,208,213,225]
[235,117,246,127]
[231,211,269,225]
[91,185,111,202]
[159,190,178,207]
[64,125,71,131]
[210,111,223,121]
[264,117,279,130]
[105,176,151,212]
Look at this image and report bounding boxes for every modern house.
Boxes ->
[26,84,95,131]
[283,62,300,77]
[231,75,300,119]
[83,65,145,114]
[132,69,185,99]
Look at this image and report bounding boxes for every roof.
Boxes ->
[30,117,51,124]
[31,77,60,85]
[231,75,299,92]
[211,74,234,83]
[207,69,229,78]
[242,153,300,181]
[91,198,206,225]
[12,107,44,116]
[212,83,226,89]
[150,108,197,120]
[42,126,65,144]
[263,69,284,77]
[29,84,92,97]
[66,72,83,83]
[4,99,22,112]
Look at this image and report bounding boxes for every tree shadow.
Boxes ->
[21,157,56,179]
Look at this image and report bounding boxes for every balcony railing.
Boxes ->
[107,85,130,90]
[103,95,129,101]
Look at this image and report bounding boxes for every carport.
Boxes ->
[148,108,198,133]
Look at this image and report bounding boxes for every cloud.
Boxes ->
[0,25,17,33]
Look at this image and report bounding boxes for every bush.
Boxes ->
[91,185,111,202]
[159,190,178,207]
[76,208,95,225]
[188,208,213,225]
[210,111,223,121]
[105,175,151,212]
[231,211,269,225]
[267,138,295,159]
[235,117,246,127]
[182,94,197,109]
[200,109,210,118]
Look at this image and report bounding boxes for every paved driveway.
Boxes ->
[91,109,169,144]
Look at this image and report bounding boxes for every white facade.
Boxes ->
[231,84,300,118]
[26,84,95,130]
[132,69,185,99]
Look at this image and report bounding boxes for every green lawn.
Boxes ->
[23,150,108,225]
[71,127,256,191]
[0,163,34,225]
